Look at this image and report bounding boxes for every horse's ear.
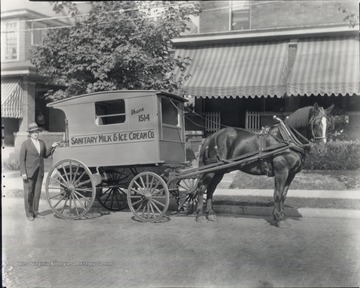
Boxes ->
[325,104,334,115]
[313,102,320,112]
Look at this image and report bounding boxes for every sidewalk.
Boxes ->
[2,170,360,219]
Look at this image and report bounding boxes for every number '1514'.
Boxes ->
[139,114,150,122]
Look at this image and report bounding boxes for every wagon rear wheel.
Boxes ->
[96,168,134,211]
[127,172,169,222]
[45,159,96,219]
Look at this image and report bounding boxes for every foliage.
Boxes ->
[3,154,20,171]
[31,1,200,101]
[327,108,351,141]
[336,3,359,28]
[304,141,360,170]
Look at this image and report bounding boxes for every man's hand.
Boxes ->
[22,174,28,181]
[52,142,60,148]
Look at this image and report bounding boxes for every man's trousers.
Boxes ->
[23,169,43,217]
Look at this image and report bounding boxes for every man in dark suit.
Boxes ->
[20,123,59,221]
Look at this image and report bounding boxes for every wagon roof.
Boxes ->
[47,90,187,108]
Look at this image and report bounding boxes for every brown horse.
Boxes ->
[196,103,334,227]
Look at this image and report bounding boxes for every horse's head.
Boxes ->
[310,103,334,149]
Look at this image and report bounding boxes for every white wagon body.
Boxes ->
[48,90,187,167]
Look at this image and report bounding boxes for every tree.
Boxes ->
[31,1,200,101]
[336,2,359,28]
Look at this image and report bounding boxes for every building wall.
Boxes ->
[24,21,32,60]
[197,1,358,34]
[18,19,27,61]
[251,1,354,29]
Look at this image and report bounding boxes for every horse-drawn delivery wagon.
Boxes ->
[46,90,333,226]
[46,90,194,221]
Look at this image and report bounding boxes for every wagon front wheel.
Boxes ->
[127,172,169,222]
[45,159,96,219]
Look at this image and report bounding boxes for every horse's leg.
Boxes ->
[196,173,214,223]
[205,173,224,221]
[273,164,289,227]
[279,172,296,219]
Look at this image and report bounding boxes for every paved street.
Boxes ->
[2,198,360,288]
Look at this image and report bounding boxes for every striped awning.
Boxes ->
[174,42,288,98]
[1,78,23,118]
[287,37,360,96]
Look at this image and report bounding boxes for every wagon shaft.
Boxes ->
[176,142,294,180]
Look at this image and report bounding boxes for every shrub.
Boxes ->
[304,140,360,170]
[3,153,20,171]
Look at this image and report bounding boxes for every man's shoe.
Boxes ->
[27,216,34,221]
[34,213,45,219]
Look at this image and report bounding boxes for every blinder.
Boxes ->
[309,109,330,142]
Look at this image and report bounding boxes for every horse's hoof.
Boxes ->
[276,220,290,228]
[207,214,218,221]
[196,215,207,223]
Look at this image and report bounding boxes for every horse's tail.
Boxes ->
[198,133,214,167]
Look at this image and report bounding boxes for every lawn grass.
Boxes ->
[230,170,360,190]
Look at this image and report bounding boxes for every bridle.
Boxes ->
[309,109,330,142]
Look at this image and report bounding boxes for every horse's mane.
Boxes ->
[285,106,313,129]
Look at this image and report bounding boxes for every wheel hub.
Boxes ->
[65,183,75,196]
[143,190,152,201]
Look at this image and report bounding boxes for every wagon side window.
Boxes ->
[161,98,179,126]
[95,100,126,125]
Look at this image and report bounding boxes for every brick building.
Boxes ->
[1,0,73,151]
[173,0,360,139]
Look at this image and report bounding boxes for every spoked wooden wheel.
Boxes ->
[45,159,96,219]
[175,178,199,213]
[178,178,199,195]
[96,168,134,211]
[127,172,169,222]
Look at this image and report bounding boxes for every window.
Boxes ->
[199,1,229,33]
[199,0,250,33]
[1,22,19,61]
[31,22,48,46]
[95,100,126,125]
[230,0,250,31]
[162,98,180,126]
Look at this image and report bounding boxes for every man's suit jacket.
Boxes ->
[20,138,53,178]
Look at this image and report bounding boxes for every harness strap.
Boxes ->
[259,134,264,158]
[277,124,307,154]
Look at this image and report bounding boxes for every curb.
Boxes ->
[3,195,360,220]
[166,199,360,220]
[212,204,360,220]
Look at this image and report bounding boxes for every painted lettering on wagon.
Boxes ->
[70,130,155,146]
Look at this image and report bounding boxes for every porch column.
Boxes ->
[15,78,36,153]
[19,78,36,132]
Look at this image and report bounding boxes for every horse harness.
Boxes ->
[309,109,330,142]
[203,120,309,177]
[257,122,311,176]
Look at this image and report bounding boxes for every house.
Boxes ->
[1,0,90,152]
[173,1,360,140]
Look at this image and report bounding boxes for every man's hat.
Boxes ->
[27,122,42,132]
